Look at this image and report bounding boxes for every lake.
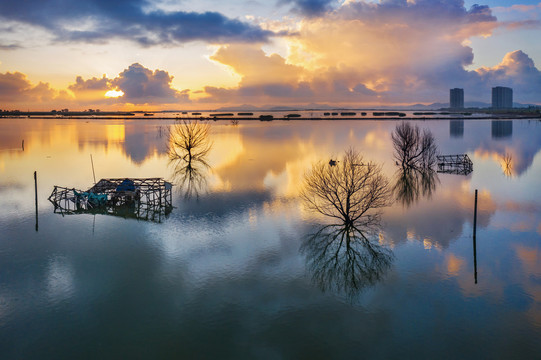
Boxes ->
[1,117,540,359]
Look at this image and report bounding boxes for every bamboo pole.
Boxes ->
[473,189,478,284]
[90,154,96,185]
[34,171,38,232]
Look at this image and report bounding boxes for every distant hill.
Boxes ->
[216,104,260,111]
[215,101,535,111]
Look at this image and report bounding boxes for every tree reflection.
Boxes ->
[301,222,393,298]
[392,165,438,207]
[168,120,212,199]
[502,153,513,177]
[301,148,393,297]
[391,122,439,207]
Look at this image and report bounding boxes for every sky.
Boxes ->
[1,0,541,110]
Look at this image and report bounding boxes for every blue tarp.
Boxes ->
[116,179,136,192]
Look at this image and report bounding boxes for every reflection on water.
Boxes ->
[391,122,439,206]
[1,118,541,358]
[450,120,464,138]
[301,222,393,298]
[301,149,393,296]
[392,166,438,207]
[491,120,513,139]
[168,120,212,199]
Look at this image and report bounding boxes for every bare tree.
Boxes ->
[392,122,437,170]
[168,120,212,164]
[300,148,394,297]
[391,122,439,207]
[300,148,392,228]
[168,120,212,199]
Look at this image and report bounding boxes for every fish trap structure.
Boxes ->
[48,178,173,223]
[437,154,473,175]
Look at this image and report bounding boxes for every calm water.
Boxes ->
[1,118,540,359]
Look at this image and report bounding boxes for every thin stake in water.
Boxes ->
[473,189,478,284]
[34,171,38,232]
[90,154,96,185]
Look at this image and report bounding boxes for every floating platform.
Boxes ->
[48,178,173,222]
[437,154,473,175]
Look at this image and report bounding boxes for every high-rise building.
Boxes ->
[492,86,513,109]
[450,88,464,109]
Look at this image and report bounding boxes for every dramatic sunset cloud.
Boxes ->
[0,0,540,109]
[201,0,509,105]
[0,71,68,105]
[111,63,189,104]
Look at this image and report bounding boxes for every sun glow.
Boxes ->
[104,90,124,98]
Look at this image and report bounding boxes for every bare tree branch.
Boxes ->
[300,148,392,227]
[167,120,212,199]
[392,122,437,170]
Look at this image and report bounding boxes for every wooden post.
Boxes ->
[34,171,38,232]
[90,154,96,185]
[473,189,478,284]
[22,140,24,151]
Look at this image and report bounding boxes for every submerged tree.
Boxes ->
[168,120,212,199]
[391,122,439,207]
[301,148,392,228]
[392,122,437,170]
[300,148,394,297]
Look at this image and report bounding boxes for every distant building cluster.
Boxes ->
[449,86,514,109]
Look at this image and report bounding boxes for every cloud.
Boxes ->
[0,63,192,109]
[65,63,191,105]
[278,0,338,17]
[0,71,61,104]
[0,0,274,46]
[111,63,190,104]
[198,1,541,106]
[200,43,377,105]
[473,50,541,102]
[69,75,110,93]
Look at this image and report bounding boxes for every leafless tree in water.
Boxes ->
[300,148,393,297]
[301,148,392,228]
[391,122,439,207]
[392,122,437,170]
[168,120,212,199]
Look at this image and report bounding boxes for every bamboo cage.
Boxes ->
[48,178,173,223]
[436,154,473,175]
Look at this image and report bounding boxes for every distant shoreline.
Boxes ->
[1,115,539,121]
[0,109,539,121]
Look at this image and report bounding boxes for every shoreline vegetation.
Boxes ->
[0,108,540,121]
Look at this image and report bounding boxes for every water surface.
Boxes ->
[1,118,540,358]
